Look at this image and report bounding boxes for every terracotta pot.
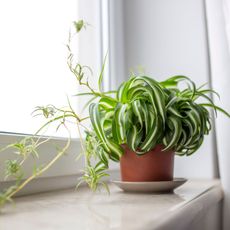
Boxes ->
[120,144,174,182]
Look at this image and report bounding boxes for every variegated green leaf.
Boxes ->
[163,116,182,151]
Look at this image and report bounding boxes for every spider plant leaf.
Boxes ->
[94,161,108,173]
[98,52,108,92]
[117,82,126,102]
[99,97,117,110]
[161,75,196,99]
[117,77,135,102]
[112,103,127,143]
[117,104,128,141]
[132,100,144,128]
[81,95,98,112]
[167,107,184,118]
[98,150,109,167]
[175,130,187,152]
[127,84,164,125]
[160,75,188,86]
[196,105,209,135]
[89,104,124,160]
[89,103,110,152]
[126,125,138,152]
[191,91,217,116]
[183,118,195,146]
[199,103,230,118]
[184,106,201,137]
[140,117,160,152]
[186,136,204,156]
[147,104,155,128]
[106,139,124,161]
[112,106,121,143]
[123,107,133,133]
[197,83,208,90]
[163,116,182,151]
[133,76,166,123]
[199,89,220,99]
[140,101,149,135]
[166,96,178,109]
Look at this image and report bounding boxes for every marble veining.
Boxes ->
[0,180,222,230]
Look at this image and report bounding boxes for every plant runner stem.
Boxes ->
[5,129,71,200]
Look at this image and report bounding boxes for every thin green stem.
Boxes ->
[4,126,71,200]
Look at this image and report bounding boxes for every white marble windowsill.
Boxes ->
[0,179,223,230]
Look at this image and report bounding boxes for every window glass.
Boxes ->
[0,0,81,137]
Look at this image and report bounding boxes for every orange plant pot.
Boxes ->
[120,144,174,182]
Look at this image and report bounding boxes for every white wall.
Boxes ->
[109,0,219,178]
[205,0,230,229]
[109,0,126,88]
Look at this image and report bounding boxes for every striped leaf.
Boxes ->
[163,116,182,151]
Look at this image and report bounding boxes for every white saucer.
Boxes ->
[112,178,187,193]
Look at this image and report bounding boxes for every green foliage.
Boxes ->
[73,20,87,33]
[0,133,70,207]
[88,75,230,158]
[0,136,48,206]
[5,160,22,179]
[76,131,109,193]
[32,105,56,118]
[98,52,108,92]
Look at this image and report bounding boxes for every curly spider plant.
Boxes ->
[84,74,230,183]
[89,75,228,158]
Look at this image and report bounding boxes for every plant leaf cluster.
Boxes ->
[0,136,50,206]
[88,75,230,159]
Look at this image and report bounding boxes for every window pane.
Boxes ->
[0,0,80,137]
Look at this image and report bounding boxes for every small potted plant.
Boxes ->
[82,75,230,188]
